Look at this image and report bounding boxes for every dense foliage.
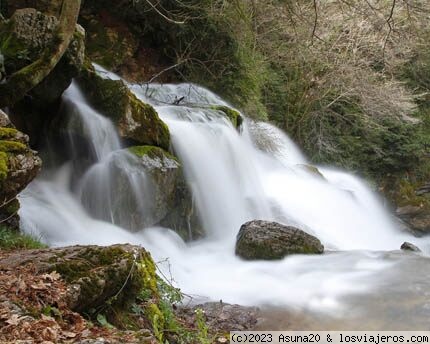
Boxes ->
[96,0,430,184]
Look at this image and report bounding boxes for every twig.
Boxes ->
[143,0,185,24]
[311,0,318,43]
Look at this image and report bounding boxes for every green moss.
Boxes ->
[54,260,92,283]
[137,252,158,298]
[0,24,31,73]
[0,138,27,181]
[0,151,8,181]
[54,246,134,283]
[128,145,177,162]
[146,303,165,343]
[211,105,243,129]
[0,140,26,152]
[0,127,18,139]
[128,94,171,150]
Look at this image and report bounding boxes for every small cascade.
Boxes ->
[19,73,430,317]
[61,83,121,161]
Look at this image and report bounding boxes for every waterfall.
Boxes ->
[18,72,430,315]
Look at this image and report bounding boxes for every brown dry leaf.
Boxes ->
[30,282,48,290]
[17,279,27,292]
[49,271,61,281]
[5,314,22,325]
[81,329,91,338]
[41,327,58,342]
[41,271,61,282]
[62,331,77,338]
[41,314,55,322]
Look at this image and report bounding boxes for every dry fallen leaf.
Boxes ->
[42,271,61,282]
[5,314,22,326]
[30,282,48,290]
[62,331,77,338]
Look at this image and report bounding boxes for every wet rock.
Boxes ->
[0,244,156,314]
[211,105,243,129]
[159,173,204,241]
[0,110,41,228]
[80,145,203,240]
[235,220,324,260]
[400,242,421,252]
[78,65,170,150]
[396,205,430,236]
[178,302,259,332]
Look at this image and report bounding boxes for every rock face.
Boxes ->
[0,8,85,102]
[0,110,41,228]
[0,8,85,145]
[235,220,324,260]
[78,65,170,150]
[0,244,156,314]
[396,205,430,236]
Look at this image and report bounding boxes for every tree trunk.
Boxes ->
[0,0,81,108]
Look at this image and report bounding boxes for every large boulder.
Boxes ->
[0,8,85,145]
[79,145,203,240]
[235,220,324,260]
[129,146,204,240]
[0,110,41,228]
[78,65,170,150]
[0,244,157,314]
[0,8,85,103]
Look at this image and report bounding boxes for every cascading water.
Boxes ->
[19,69,430,326]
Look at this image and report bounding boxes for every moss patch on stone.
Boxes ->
[0,151,8,181]
[128,145,177,162]
[0,140,26,153]
[0,127,18,139]
[211,105,243,129]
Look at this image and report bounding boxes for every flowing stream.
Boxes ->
[18,67,430,329]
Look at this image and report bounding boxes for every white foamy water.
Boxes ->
[19,76,430,319]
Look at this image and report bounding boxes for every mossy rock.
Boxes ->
[235,220,324,260]
[0,8,85,103]
[78,64,170,150]
[0,110,42,229]
[128,145,177,163]
[392,179,430,236]
[211,105,243,129]
[128,145,204,240]
[0,244,159,316]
